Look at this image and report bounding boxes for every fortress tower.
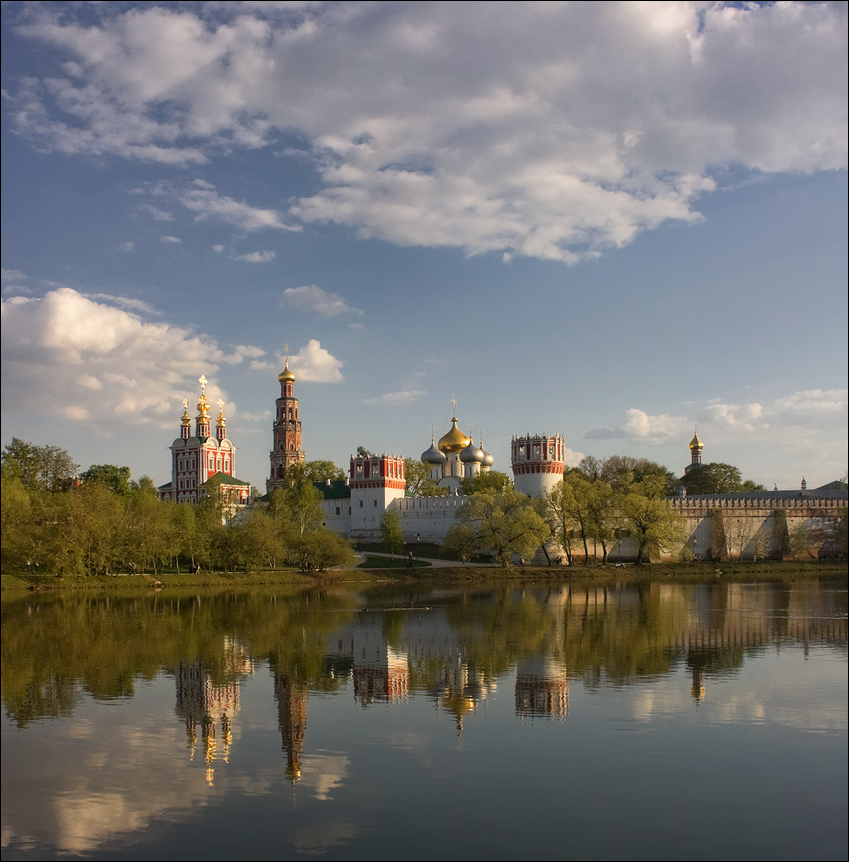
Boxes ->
[511,433,566,497]
[267,352,305,494]
[349,453,406,536]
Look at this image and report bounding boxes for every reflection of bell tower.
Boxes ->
[267,348,305,494]
[515,657,569,720]
[275,674,308,782]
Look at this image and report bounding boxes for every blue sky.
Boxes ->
[2,1,846,491]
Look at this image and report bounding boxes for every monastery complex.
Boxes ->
[160,366,847,562]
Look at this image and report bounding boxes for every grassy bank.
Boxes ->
[2,559,845,592]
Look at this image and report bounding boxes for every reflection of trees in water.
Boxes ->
[2,580,846,729]
[1,587,358,726]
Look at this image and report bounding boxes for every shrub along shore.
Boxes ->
[2,559,845,592]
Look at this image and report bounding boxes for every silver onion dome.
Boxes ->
[421,442,447,464]
[460,440,485,463]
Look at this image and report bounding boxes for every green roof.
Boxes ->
[202,472,251,488]
[313,479,351,499]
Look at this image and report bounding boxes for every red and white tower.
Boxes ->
[349,453,406,536]
[267,352,305,493]
[511,433,566,497]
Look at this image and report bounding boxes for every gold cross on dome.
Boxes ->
[199,374,207,392]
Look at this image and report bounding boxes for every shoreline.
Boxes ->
[2,560,846,592]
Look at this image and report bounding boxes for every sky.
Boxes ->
[1,0,847,493]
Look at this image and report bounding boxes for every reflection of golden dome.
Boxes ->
[438,417,471,453]
[689,432,703,450]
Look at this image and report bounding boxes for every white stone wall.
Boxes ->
[392,495,471,543]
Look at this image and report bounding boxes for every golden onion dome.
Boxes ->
[438,417,471,454]
[278,361,296,384]
[689,432,703,450]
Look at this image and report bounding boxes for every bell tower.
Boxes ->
[267,348,305,493]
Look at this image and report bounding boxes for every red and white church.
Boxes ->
[158,375,251,515]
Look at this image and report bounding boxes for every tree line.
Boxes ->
[1,439,352,576]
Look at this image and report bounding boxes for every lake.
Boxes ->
[1,577,846,861]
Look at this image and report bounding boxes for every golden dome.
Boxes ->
[438,417,471,454]
[689,431,703,450]
[278,358,295,384]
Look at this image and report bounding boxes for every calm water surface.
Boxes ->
[2,578,846,861]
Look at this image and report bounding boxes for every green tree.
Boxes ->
[460,471,513,495]
[2,438,78,491]
[598,455,677,494]
[445,488,550,566]
[284,460,345,486]
[80,464,132,496]
[356,446,375,458]
[404,457,446,497]
[543,481,577,565]
[679,462,743,494]
[380,507,405,558]
[619,477,686,564]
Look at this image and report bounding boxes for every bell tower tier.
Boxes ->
[267,353,305,493]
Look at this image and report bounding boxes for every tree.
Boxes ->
[284,460,345,486]
[619,476,686,564]
[679,462,743,495]
[543,481,578,565]
[460,470,513,495]
[445,488,550,566]
[80,464,132,496]
[404,457,446,497]
[356,446,375,458]
[381,507,404,558]
[131,475,158,497]
[598,455,677,495]
[2,438,78,491]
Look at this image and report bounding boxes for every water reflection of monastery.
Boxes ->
[174,637,255,785]
[165,583,846,785]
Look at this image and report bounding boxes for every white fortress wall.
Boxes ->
[392,495,471,543]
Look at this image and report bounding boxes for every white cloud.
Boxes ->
[234,250,276,263]
[220,343,266,364]
[139,204,174,221]
[1,288,236,428]
[282,284,363,317]
[84,293,161,315]
[159,235,181,243]
[167,181,298,232]
[212,244,225,253]
[6,3,845,262]
[117,241,135,252]
[2,268,27,282]
[286,339,343,383]
[586,408,688,440]
[362,389,425,406]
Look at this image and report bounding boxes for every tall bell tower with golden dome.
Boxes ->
[267,349,305,493]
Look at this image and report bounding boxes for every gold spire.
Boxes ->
[278,344,296,383]
[438,416,471,453]
[689,424,703,451]
[181,399,191,426]
[196,375,211,419]
[217,399,226,428]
